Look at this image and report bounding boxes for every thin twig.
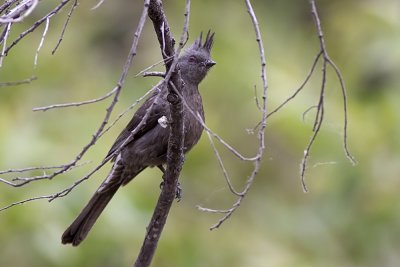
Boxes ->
[0,195,51,212]
[0,161,90,187]
[98,86,158,139]
[196,206,231,214]
[0,0,149,207]
[0,75,37,87]
[0,163,85,175]
[266,51,322,119]
[32,87,118,111]
[300,59,326,192]
[205,131,241,196]
[302,105,318,122]
[4,0,71,56]
[0,0,19,14]
[327,59,357,165]
[142,71,165,78]
[134,55,173,77]
[0,22,11,67]
[198,0,268,230]
[91,0,106,10]
[47,0,151,198]
[299,0,356,191]
[0,0,38,23]
[172,86,258,162]
[34,16,50,67]
[253,85,261,111]
[52,0,78,55]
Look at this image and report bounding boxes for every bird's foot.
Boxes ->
[159,181,182,201]
[175,182,182,201]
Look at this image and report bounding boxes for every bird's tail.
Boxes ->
[61,162,124,246]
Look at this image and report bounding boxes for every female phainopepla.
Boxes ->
[61,31,216,246]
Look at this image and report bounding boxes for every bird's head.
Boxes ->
[178,31,216,85]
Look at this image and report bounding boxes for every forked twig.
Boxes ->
[0,0,39,24]
[4,0,71,56]
[52,0,79,55]
[300,0,356,192]
[0,0,149,210]
[266,51,322,119]
[197,0,268,230]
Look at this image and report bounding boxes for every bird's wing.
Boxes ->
[106,87,168,160]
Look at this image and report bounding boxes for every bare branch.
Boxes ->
[34,17,50,67]
[197,0,268,230]
[0,75,37,87]
[134,56,173,77]
[52,0,78,55]
[0,161,90,187]
[327,59,357,165]
[302,105,318,122]
[300,59,326,193]
[0,22,11,66]
[0,0,19,14]
[0,195,51,212]
[205,131,241,196]
[142,71,165,78]
[0,163,84,175]
[98,86,158,139]
[0,0,149,206]
[32,87,118,112]
[0,0,39,24]
[267,51,322,119]
[299,0,356,191]
[4,0,71,56]
[91,0,106,10]
[134,1,190,266]
[196,206,231,214]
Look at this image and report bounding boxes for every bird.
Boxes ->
[61,31,216,246]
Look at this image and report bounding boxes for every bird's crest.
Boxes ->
[190,30,215,53]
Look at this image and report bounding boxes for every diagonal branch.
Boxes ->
[0,76,37,87]
[4,0,72,56]
[0,0,149,209]
[133,0,190,266]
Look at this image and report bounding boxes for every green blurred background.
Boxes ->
[1,0,399,266]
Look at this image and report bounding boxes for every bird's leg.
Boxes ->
[157,164,166,174]
[158,164,182,201]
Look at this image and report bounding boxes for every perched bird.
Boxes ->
[61,31,216,246]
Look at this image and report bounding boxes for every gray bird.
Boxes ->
[61,31,216,246]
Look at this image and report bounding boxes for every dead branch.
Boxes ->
[52,0,78,55]
[3,0,72,56]
[32,87,118,112]
[0,75,37,86]
[0,0,149,209]
[34,16,50,67]
[196,0,268,230]
[299,0,356,192]
[0,0,39,24]
[133,0,190,266]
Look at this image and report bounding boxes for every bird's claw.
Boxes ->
[175,182,182,201]
[159,181,182,201]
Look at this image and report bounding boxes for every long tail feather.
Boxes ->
[62,161,124,246]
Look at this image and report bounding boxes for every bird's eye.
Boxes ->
[188,56,196,63]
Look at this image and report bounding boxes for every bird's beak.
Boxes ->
[206,60,216,68]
